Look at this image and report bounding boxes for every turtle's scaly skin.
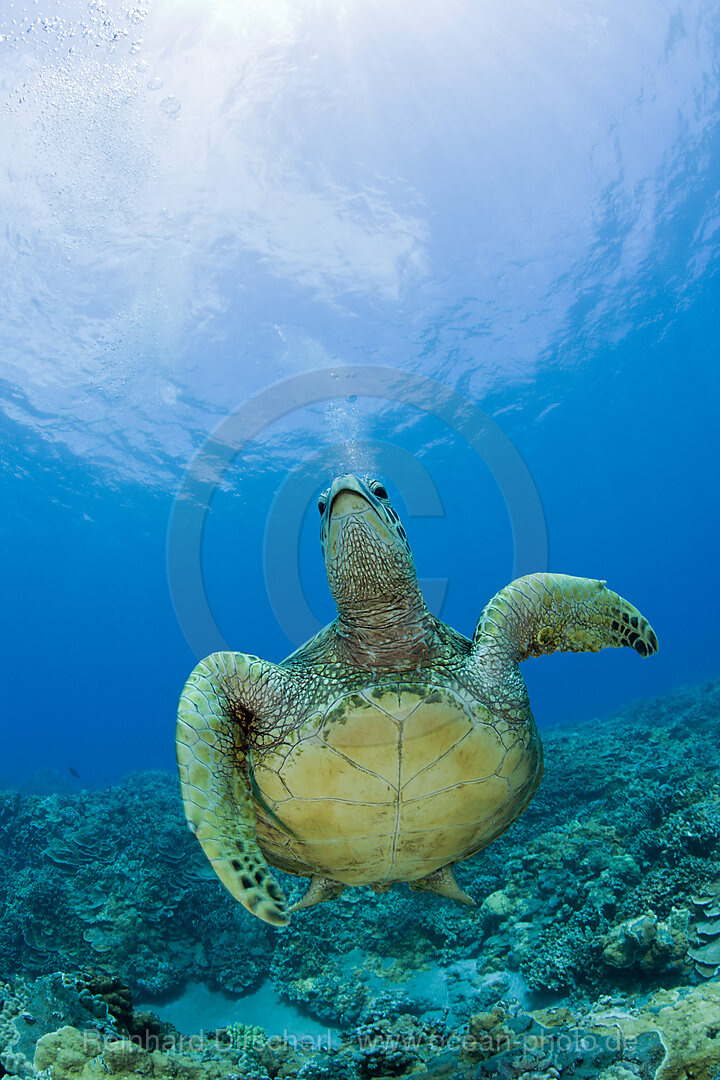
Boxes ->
[177,477,658,926]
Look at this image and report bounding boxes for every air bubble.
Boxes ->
[146,76,162,91]
[160,96,181,118]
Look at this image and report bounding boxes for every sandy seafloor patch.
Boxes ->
[136,978,340,1044]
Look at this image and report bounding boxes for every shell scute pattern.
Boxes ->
[495,738,526,778]
[251,681,541,886]
[252,763,292,804]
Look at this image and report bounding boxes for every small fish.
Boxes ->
[69,767,80,779]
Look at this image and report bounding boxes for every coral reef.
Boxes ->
[0,773,273,996]
[33,1025,260,1080]
[688,878,720,978]
[580,981,720,1080]
[1,678,720,1077]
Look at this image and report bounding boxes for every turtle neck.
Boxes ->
[335,594,441,669]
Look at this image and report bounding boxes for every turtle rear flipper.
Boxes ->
[288,875,346,913]
[409,866,476,906]
[176,651,290,927]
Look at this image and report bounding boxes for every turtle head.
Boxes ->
[318,475,421,623]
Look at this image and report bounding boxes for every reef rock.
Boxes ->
[601,910,689,974]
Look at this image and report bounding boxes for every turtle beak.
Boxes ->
[325,476,393,549]
[321,474,419,615]
[328,475,373,518]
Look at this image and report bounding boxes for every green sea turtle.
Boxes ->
[177,474,658,926]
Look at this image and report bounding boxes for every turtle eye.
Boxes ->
[318,490,329,515]
[371,482,388,500]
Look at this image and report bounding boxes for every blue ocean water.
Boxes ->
[1,0,718,797]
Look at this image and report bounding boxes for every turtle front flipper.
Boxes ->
[473,573,659,662]
[176,651,291,927]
